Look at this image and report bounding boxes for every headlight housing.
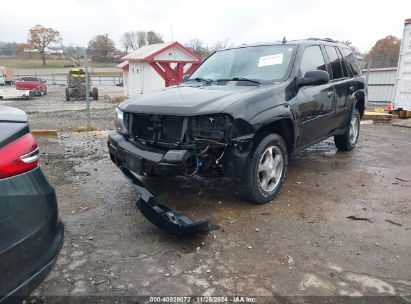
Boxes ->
[190,114,234,141]
[114,107,127,135]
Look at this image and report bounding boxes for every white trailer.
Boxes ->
[393,18,411,110]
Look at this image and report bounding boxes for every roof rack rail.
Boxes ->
[308,37,337,43]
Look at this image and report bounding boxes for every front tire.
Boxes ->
[334,107,360,151]
[243,133,288,204]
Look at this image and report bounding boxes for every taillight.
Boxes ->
[0,133,40,179]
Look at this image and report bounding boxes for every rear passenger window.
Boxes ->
[336,48,349,77]
[325,46,344,79]
[341,48,362,76]
[299,46,327,77]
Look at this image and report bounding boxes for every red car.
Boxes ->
[16,77,47,96]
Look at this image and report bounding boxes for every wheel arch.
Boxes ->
[247,104,297,155]
[253,118,295,156]
[354,90,366,118]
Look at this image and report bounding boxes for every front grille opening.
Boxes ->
[130,114,184,143]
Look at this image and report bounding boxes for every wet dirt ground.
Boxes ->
[2,90,411,300]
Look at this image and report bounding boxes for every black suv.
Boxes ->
[109,38,366,204]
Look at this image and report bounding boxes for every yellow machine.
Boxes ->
[65,68,98,101]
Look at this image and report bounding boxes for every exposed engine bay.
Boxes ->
[124,113,235,177]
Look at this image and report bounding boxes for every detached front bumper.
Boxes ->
[120,168,217,236]
[108,131,190,177]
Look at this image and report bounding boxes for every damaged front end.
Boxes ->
[124,112,235,177]
[108,108,255,236]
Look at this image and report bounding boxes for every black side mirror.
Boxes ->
[182,74,190,82]
[298,70,329,87]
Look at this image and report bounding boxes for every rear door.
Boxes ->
[324,45,355,131]
[340,47,366,111]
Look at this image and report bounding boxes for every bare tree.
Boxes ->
[27,24,61,65]
[120,30,164,52]
[340,40,361,56]
[120,32,139,53]
[185,38,208,58]
[136,31,147,48]
[210,39,229,52]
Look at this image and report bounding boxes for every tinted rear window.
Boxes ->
[325,46,344,80]
[341,48,362,76]
[336,48,350,77]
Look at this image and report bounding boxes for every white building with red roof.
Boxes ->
[117,42,201,97]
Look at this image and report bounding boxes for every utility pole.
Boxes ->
[84,49,91,130]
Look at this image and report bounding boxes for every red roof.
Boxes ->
[116,60,129,71]
[121,41,201,63]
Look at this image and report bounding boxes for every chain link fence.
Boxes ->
[13,72,123,87]
[0,64,125,132]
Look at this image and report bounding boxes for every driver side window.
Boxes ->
[299,46,327,77]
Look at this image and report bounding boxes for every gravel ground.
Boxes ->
[3,90,411,302]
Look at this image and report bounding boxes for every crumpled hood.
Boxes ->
[119,84,262,116]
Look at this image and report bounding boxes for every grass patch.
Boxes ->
[73,123,101,132]
[0,56,117,69]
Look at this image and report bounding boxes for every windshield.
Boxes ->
[189,45,296,83]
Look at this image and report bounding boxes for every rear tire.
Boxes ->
[65,88,70,101]
[92,87,98,101]
[334,107,360,151]
[242,133,288,204]
[26,91,33,100]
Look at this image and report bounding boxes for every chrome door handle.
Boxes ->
[327,91,334,97]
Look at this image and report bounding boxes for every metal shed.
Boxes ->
[117,42,201,97]
[364,67,397,104]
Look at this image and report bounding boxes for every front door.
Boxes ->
[296,45,335,148]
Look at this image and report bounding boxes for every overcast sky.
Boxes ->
[1,0,410,52]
